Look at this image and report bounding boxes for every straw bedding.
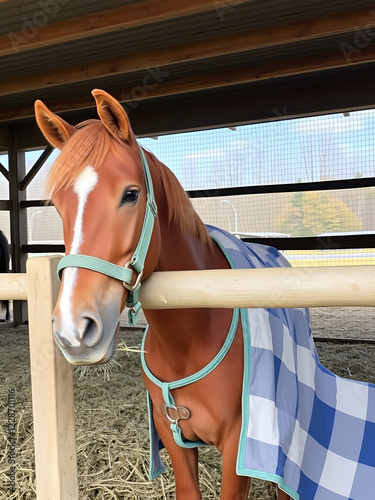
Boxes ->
[0,308,374,499]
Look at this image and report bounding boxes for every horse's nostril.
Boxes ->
[52,313,104,354]
[78,315,102,347]
[53,326,68,349]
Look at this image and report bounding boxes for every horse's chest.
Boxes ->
[143,333,245,448]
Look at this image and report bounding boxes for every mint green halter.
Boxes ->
[57,146,157,326]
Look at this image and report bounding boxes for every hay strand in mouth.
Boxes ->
[116,339,146,356]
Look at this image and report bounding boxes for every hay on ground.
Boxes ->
[1,312,374,498]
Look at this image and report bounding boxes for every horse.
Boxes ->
[0,230,10,321]
[35,90,375,499]
[35,90,291,499]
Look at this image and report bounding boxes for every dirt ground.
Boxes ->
[0,307,374,499]
[310,306,375,340]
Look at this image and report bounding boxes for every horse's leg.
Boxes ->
[164,443,201,499]
[153,418,201,499]
[169,446,201,500]
[220,434,251,500]
[276,487,291,500]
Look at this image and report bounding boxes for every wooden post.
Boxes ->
[8,143,28,324]
[27,256,78,500]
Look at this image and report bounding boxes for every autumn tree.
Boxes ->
[274,192,362,236]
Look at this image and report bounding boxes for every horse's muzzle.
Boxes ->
[52,311,119,365]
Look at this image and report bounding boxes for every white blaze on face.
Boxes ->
[58,166,98,346]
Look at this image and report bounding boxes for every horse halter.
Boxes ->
[57,146,157,326]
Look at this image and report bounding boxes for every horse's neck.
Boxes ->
[143,218,234,380]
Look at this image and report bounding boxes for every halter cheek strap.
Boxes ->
[57,146,157,326]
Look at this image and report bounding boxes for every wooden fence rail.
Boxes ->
[140,265,375,309]
[1,257,374,499]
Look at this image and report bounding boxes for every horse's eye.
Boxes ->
[121,188,139,205]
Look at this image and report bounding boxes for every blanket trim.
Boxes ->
[145,230,300,498]
[236,308,299,499]
[211,235,299,500]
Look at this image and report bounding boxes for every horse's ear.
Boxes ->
[34,100,75,150]
[92,89,136,145]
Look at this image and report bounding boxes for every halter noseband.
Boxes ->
[57,146,157,326]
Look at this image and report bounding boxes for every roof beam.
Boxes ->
[0,0,252,56]
[1,42,375,123]
[0,126,13,148]
[1,6,374,97]
[2,72,375,143]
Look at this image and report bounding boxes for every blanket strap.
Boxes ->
[141,308,240,448]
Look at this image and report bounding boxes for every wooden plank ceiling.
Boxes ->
[1,0,375,145]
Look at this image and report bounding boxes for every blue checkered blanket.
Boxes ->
[147,225,375,499]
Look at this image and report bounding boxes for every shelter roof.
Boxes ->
[1,0,375,147]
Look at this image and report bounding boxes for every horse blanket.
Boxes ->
[145,225,375,499]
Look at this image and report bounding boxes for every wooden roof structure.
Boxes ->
[1,0,375,147]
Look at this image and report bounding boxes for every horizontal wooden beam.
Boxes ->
[3,68,375,146]
[1,264,374,308]
[5,123,47,150]
[139,266,375,309]
[20,200,50,208]
[0,273,27,300]
[0,126,13,148]
[1,6,374,97]
[0,0,251,56]
[124,68,375,136]
[245,235,375,251]
[20,236,375,256]
[3,43,375,124]
[23,244,65,253]
[0,199,12,210]
[189,177,375,198]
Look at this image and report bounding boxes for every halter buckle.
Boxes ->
[122,259,143,291]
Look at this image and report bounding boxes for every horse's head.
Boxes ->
[35,90,160,365]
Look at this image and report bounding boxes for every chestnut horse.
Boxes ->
[35,90,290,500]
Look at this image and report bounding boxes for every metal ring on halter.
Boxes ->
[122,259,143,291]
[162,404,191,425]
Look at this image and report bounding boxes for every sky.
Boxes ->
[1,107,375,198]
[138,109,375,191]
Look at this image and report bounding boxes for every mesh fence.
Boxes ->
[4,109,374,248]
[139,110,375,188]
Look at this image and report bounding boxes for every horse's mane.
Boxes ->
[149,152,213,249]
[47,120,212,249]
